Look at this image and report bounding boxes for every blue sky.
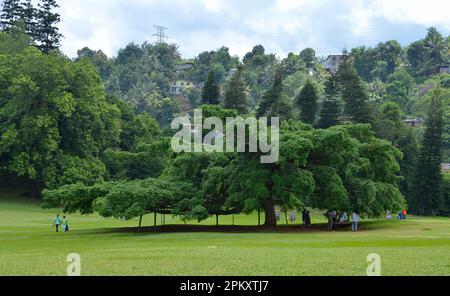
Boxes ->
[57,0,450,59]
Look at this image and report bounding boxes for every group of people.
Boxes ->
[273,208,361,231]
[397,209,408,220]
[326,210,360,232]
[275,210,298,223]
[53,214,69,233]
[274,209,311,227]
[301,209,311,227]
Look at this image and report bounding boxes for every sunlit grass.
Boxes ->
[0,187,449,275]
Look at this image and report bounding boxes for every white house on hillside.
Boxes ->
[169,80,197,96]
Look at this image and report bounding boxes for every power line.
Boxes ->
[153,25,168,44]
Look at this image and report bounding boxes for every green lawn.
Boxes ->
[1,187,450,276]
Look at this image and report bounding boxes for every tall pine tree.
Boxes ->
[337,58,373,124]
[257,67,283,118]
[0,0,22,30]
[36,0,62,53]
[295,79,319,124]
[201,69,220,105]
[19,0,36,38]
[411,87,444,215]
[317,75,342,128]
[223,66,248,113]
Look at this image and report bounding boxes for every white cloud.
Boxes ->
[201,0,225,13]
[372,0,450,29]
[343,1,376,36]
[245,16,303,35]
[274,0,308,12]
[343,0,450,37]
[58,0,128,57]
[54,0,450,59]
[244,0,321,35]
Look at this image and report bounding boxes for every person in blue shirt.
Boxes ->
[53,214,62,232]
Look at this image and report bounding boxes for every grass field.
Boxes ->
[1,187,450,276]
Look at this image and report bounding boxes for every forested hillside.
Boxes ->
[0,0,449,224]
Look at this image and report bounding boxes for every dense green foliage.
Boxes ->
[1,19,449,221]
[0,47,121,195]
[406,28,449,79]
[43,122,406,227]
[351,40,403,82]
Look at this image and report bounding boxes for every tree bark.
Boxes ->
[154,212,157,231]
[216,214,219,228]
[138,214,143,230]
[263,198,277,227]
[258,209,261,227]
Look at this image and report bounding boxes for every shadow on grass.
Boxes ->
[76,221,393,235]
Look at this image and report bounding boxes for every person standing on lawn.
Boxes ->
[326,210,334,231]
[305,211,311,227]
[53,214,62,233]
[62,215,69,232]
[352,211,359,232]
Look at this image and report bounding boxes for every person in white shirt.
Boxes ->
[352,211,359,232]
[386,210,392,219]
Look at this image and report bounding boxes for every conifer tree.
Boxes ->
[296,79,319,124]
[411,87,444,215]
[317,75,342,128]
[0,0,22,30]
[337,58,373,124]
[19,0,36,37]
[223,66,248,113]
[257,67,283,118]
[36,0,62,53]
[201,69,220,105]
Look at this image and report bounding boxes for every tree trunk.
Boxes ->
[258,209,261,227]
[30,180,42,199]
[263,199,277,227]
[216,214,219,228]
[154,212,157,231]
[138,214,143,230]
